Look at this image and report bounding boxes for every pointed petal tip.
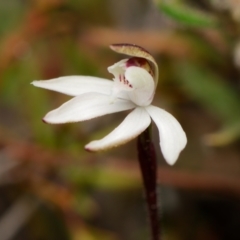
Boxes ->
[84,145,94,152]
[31,80,38,86]
[31,80,45,87]
[42,118,48,124]
[165,155,179,166]
[42,113,56,124]
[164,135,187,166]
[84,142,107,152]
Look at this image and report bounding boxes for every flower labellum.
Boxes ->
[32,44,187,165]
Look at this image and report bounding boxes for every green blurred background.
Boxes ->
[1,0,240,239]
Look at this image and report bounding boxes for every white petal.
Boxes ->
[146,105,187,165]
[125,67,155,106]
[43,93,135,124]
[107,59,128,78]
[85,107,151,151]
[108,59,133,95]
[32,76,114,96]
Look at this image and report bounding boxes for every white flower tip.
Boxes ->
[42,115,62,124]
[164,151,182,166]
[164,133,187,166]
[31,80,40,86]
[84,142,108,152]
[84,145,95,152]
[42,112,59,124]
[42,116,52,124]
[31,80,47,89]
[84,142,110,152]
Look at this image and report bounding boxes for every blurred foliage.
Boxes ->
[0,0,240,240]
[157,0,218,27]
[174,61,240,145]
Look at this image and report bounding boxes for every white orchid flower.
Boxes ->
[32,44,187,165]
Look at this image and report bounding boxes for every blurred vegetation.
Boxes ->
[1,0,240,240]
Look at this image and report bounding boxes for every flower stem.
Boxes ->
[137,125,159,240]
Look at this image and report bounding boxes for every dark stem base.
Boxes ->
[137,126,159,240]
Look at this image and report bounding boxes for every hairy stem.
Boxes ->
[137,126,159,240]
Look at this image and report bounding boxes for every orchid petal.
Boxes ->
[125,66,155,106]
[146,105,187,165]
[43,93,135,124]
[85,107,151,151]
[32,76,114,96]
[108,59,128,77]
